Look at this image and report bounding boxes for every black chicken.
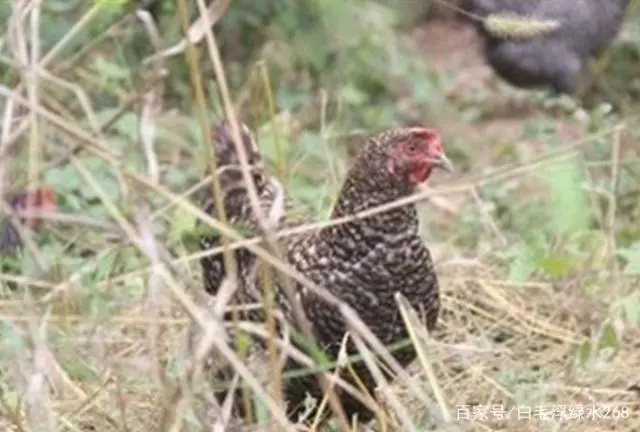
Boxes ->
[464,0,630,94]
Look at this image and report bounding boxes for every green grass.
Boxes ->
[1,0,640,431]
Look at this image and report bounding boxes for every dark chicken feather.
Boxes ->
[197,120,452,424]
[464,0,630,94]
[198,120,272,296]
[0,187,57,257]
[198,120,308,299]
[0,212,21,257]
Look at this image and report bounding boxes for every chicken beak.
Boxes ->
[433,153,454,173]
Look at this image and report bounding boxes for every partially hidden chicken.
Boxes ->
[464,0,630,94]
[0,187,57,257]
[197,120,453,424]
[198,120,309,301]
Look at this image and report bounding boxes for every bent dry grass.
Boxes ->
[2,211,640,431]
[1,122,639,431]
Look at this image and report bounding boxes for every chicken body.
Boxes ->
[198,121,308,303]
[465,0,630,93]
[198,121,450,424]
[283,130,447,420]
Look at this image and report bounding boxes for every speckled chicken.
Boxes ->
[198,120,453,424]
[198,120,308,301]
[464,0,630,94]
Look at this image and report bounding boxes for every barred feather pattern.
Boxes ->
[194,120,311,420]
[197,121,310,321]
[280,130,440,422]
[198,122,442,424]
[199,174,278,296]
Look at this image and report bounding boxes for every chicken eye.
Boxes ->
[405,142,417,153]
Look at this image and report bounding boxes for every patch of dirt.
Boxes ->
[410,17,592,160]
[412,18,492,94]
[413,18,484,74]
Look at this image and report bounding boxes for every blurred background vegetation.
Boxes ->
[1,0,640,430]
[2,0,636,270]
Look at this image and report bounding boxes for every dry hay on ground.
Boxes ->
[390,263,640,431]
[2,258,639,431]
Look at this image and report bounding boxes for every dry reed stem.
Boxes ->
[188,0,353,425]
[348,331,419,430]
[396,293,451,423]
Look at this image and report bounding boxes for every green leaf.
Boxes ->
[182,219,259,248]
[91,57,130,81]
[597,322,619,352]
[576,339,592,366]
[169,208,198,246]
[340,84,368,105]
[253,394,271,424]
[235,331,253,358]
[540,160,590,236]
[0,323,25,351]
[619,242,640,275]
[45,164,81,192]
[45,157,120,203]
[165,167,190,187]
[0,255,22,272]
[83,157,121,200]
[96,0,127,7]
[92,252,119,282]
[536,253,574,278]
[614,291,640,326]
[89,292,109,316]
[111,112,138,141]
[507,243,536,283]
